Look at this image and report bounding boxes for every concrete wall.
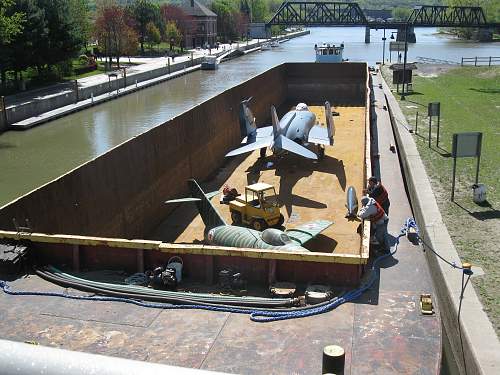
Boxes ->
[0,63,367,241]
[5,58,204,125]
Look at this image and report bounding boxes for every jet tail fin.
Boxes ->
[239,97,257,142]
[271,105,280,137]
[325,101,335,142]
[165,180,226,229]
[187,179,227,229]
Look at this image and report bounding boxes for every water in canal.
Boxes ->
[1,27,499,206]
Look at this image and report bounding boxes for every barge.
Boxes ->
[0,63,441,374]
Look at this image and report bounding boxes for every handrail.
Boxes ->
[461,56,500,66]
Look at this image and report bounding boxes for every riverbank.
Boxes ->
[0,30,309,132]
[382,65,499,336]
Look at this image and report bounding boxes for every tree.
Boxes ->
[145,21,160,52]
[69,0,92,49]
[160,4,194,51]
[94,1,135,69]
[128,0,158,55]
[211,0,238,42]
[122,26,139,62]
[0,0,25,44]
[164,21,181,51]
[392,7,411,21]
[35,0,86,68]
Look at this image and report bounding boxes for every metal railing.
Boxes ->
[461,56,500,66]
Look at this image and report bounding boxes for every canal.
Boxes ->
[1,27,499,206]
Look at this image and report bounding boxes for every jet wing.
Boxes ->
[225,136,273,157]
[242,126,273,143]
[308,125,333,146]
[285,220,333,245]
[274,135,318,160]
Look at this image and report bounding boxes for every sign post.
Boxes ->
[427,102,440,148]
[451,132,483,201]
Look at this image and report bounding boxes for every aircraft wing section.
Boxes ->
[308,125,333,146]
[285,220,334,245]
[225,136,273,157]
[165,197,201,203]
[274,135,318,160]
[242,126,274,143]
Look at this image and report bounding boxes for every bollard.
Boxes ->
[415,111,419,134]
[135,79,137,88]
[191,52,194,67]
[322,345,345,374]
[168,59,171,74]
[91,93,94,104]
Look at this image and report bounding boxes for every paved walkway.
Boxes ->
[4,40,263,109]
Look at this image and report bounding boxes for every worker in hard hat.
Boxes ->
[358,195,389,253]
[366,176,390,215]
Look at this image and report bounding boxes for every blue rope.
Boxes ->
[0,219,416,322]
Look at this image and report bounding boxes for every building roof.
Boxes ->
[174,0,217,18]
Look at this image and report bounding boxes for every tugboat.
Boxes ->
[315,43,345,63]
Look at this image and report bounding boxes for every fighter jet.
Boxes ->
[165,179,333,252]
[226,99,336,160]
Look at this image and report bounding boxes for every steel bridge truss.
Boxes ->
[408,6,487,27]
[267,2,497,28]
[268,2,367,26]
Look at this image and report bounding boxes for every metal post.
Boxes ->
[122,67,126,88]
[74,80,79,103]
[451,156,457,201]
[191,51,194,67]
[436,114,441,147]
[475,56,477,66]
[0,96,7,127]
[461,57,464,66]
[400,23,409,101]
[91,92,94,104]
[489,56,492,66]
[382,29,386,65]
[168,58,171,74]
[475,154,481,184]
[428,116,432,148]
[415,111,419,134]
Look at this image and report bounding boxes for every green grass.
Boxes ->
[383,66,500,336]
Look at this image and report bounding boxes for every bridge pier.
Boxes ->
[365,27,370,43]
[397,26,416,43]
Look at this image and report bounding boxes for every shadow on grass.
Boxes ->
[469,88,500,94]
[453,201,500,221]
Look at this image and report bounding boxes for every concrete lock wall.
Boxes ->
[0,63,366,240]
[4,58,204,125]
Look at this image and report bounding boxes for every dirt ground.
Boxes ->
[153,106,368,256]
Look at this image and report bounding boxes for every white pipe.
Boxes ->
[0,339,229,375]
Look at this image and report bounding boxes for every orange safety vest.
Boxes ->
[372,184,389,205]
[369,201,385,223]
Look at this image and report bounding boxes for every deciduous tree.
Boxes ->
[0,0,25,44]
[128,0,158,55]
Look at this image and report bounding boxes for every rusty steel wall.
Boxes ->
[0,66,287,238]
[286,62,367,106]
[0,63,367,240]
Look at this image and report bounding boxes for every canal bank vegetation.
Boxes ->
[382,65,500,336]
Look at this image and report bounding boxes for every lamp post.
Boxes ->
[382,29,386,65]
[389,32,397,63]
[400,23,409,101]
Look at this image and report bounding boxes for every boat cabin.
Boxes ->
[315,43,344,63]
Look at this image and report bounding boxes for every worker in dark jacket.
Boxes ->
[366,176,390,215]
[358,196,389,253]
